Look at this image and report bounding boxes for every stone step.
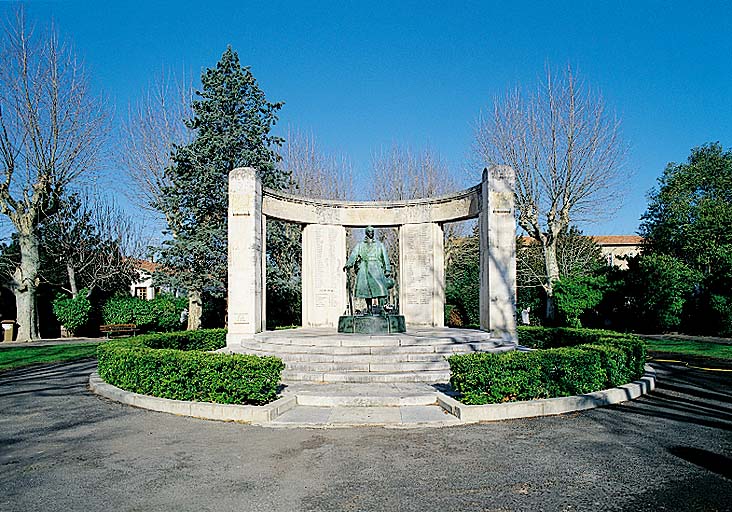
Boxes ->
[284,360,450,373]
[255,333,494,348]
[269,405,461,427]
[281,369,452,383]
[283,383,440,407]
[234,340,512,356]
[247,352,453,363]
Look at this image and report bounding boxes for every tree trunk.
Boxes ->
[67,262,78,298]
[543,240,561,323]
[13,232,41,341]
[187,289,203,330]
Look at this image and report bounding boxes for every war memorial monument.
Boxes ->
[226,165,518,383]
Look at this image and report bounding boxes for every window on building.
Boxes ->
[135,287,148,300]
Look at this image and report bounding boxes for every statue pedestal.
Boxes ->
[337,314,406,334]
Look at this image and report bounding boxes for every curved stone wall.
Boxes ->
[262,185,482,226]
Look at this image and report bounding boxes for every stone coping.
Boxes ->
[263,183,482,209]
[88,373,296,424]
[89,366,656,428]
[437,365,657,423]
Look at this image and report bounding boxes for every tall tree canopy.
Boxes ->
[641,142,732,270]
[640,142,732,335]
[474,66,626,321]
[0,10,108,340]
[155,46,284,329]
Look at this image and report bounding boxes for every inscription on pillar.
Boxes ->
[312,228,340,308]
[302,224,346,328]
[399,223,444,327]
[402,226,433,306]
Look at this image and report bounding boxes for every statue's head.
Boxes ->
[365,226,375,239]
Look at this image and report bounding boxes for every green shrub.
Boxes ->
[517,326,636,349]
[52,290,92,335]
[102,294,186,333]
[449,327,647,405]
[97,329,284,405]
[553,275,606,328]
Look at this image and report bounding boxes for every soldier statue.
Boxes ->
[343,226,394,314]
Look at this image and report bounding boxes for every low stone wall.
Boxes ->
[89,373,296,424]
[438,365,656,422]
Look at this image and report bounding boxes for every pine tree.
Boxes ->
[155,47,285,329]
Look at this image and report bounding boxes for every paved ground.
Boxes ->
[1,359,731,512]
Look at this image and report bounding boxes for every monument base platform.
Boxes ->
[226,327,516,383]
[337,314,406,334]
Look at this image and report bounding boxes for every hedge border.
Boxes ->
[89,372,295,423]
[438,365,656,422]
[96,329,284,405]
[449,327,647,405]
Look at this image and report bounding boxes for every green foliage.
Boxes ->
[517,226,605,324]
[450,327,646,404]
[39,193,136,296]
[266,262,302,329]
[154,46,285,304]
[553,275,607,328]
[52,290,92,334]
[641,143,732,268]
[445,232,479,325]
[624,253,700,332]
[102,294,187,333]
[96,329,284,405]
[640,143,732,335]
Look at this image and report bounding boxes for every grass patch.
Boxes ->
[0,342,101,371]
[644,338,732,361]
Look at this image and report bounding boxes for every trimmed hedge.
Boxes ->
[97,329,284,405]
[449,327,647,405]
[102,294,187,333]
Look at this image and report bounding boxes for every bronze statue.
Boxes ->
[343,226,394,314]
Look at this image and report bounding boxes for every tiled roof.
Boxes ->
[519,235,643,246]
[590,235,643,246]
[133,259,158,273]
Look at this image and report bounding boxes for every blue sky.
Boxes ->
[6,1,732,235]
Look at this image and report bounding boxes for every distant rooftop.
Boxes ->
[519,235,643,246]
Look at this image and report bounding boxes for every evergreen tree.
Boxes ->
[155,47,285,329]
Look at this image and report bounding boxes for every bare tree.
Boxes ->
[281,127,353,200]
[118,69,198,326]
[474,65,627,320]
[517,227,604,291]
[118,68,193,217]
[371,143,455,201]
[0,10,108,340]
[370,143,459,285]
[40,191,143,298]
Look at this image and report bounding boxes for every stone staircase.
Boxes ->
[228,328,516,383]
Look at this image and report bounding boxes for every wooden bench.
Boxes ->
[100,324,138,338]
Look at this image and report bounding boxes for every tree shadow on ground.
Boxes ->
[669,446,732,480]
[599,362,732,432]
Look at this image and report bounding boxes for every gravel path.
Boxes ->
[1,359,730,511]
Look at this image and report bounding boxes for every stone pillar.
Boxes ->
[399,222,445,328]
[227,167,264,346]
[302,224,347,328]
[261,213,267,332]
[479,165,517,341]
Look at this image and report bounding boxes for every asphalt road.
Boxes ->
[1,359,730,512]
